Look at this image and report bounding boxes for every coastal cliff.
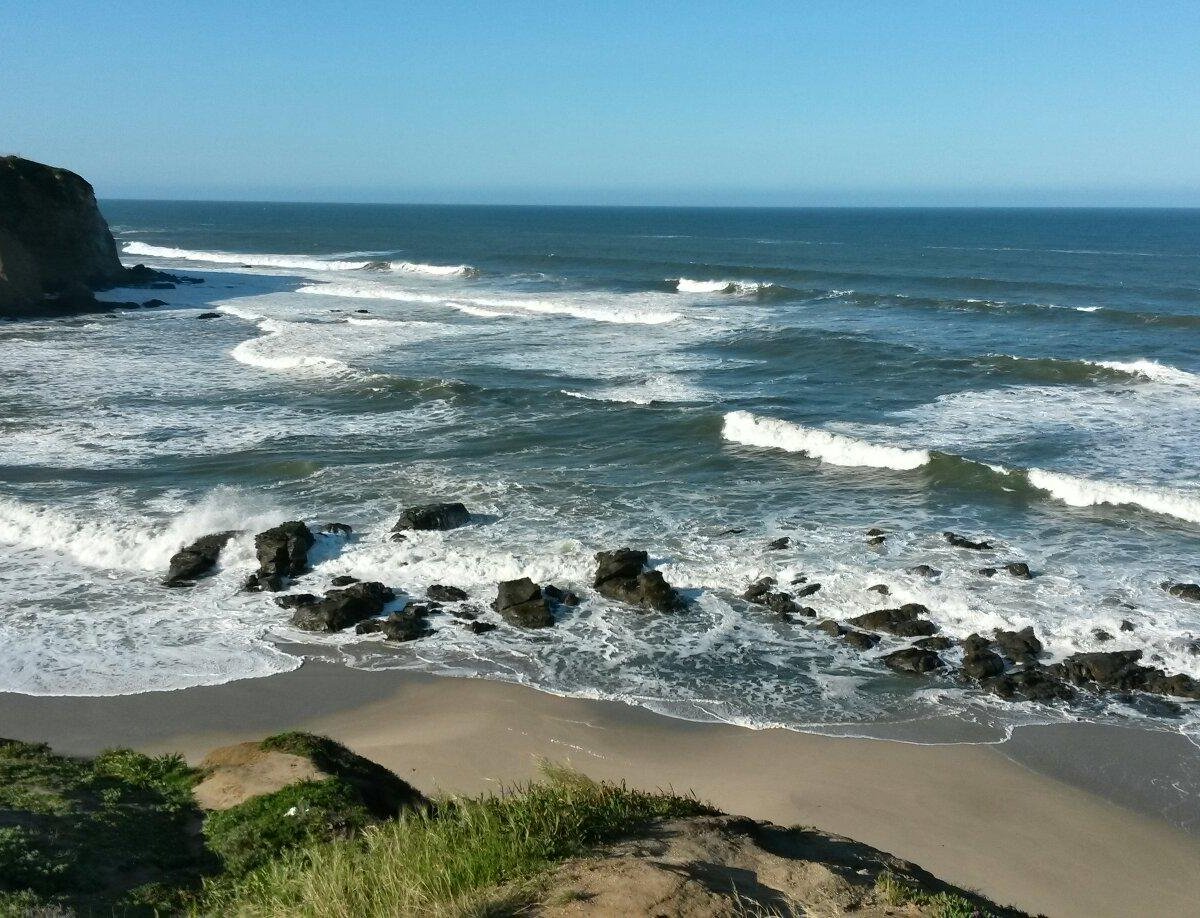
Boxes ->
[0,156,131,315]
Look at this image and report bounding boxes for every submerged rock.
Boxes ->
[493,577,553,628]
[882,648,944,674]
[426,584,469,602]
[943,531,993,551]
[391,502,470,533]
[848,604,938,637]
[961,649,1006,680]
[982,665,1076,703]
[291,581,395,632]
[842,629,880,650]
[766,536,791,550]
[1165,582,1200,602]
[1004,562,1032,579]
[543,585,581,606]
[163,530,236,586]
[907,564,941,579]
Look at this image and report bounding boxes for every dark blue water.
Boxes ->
[1,204,1197,744]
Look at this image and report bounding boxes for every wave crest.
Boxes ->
[123,242,477,277]
[722,411,931,470]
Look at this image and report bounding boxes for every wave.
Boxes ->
[975,355,1200,387]
[563,375,710,405]
[721,411,931,470]
[1027,469,1200,525]
[230,319,356,376]
[1091,359,1200,387]
[123,242,476,277]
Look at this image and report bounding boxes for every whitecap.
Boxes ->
[722,411,932,470]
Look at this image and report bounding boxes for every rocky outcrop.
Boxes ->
[593,548,683,612]
[163,531,237,586]
[391,502,470,534]
[290,581,395,632]
[847,604,938,637]
[245,521,315,592]
[493,577,554,628]
[1165,582,1200,602]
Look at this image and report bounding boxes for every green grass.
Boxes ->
[0,738,207,915]
[875,869,997,918]
[197,763,713,917]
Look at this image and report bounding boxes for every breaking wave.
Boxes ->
[721,411,931,470]
[123,242,476,276]
[1027,469,1200,525]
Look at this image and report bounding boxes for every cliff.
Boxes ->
[0,155,128,315]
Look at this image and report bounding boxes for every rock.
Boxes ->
[767,536,791,550]
[1165,583,1200,602]
[943,531,993,551]
[355,619,384,635]
[1119,619,1135,632]
[847,604,938,637]
[1059,650,1148,691]
[790,574,808,584]
[1143,672,1200,700]
[867,584,890,595]
[163,530,236,586]
[794,582,821,598]
[463,621,497,635]
[982,666,1076,703]
[391,502,470,533]
[1004,562,1032,579]
[451,605,481,620]
[795,606,818,617]
[961,649,1006,680]
[866,528,886,537]
[426,584,468,603]
[492,577,553,628]
[908,564,941,578]
[543,585,581,606]
[978,567,998,577]
[594,548,649,587]
[815,620,844,638]
[991,627,1043,663]
[762,592,799,617]
[380,611,432,642]
[142,298,168,308]
[866,536,886,547]
[843,630,880,650]
[243,572,283,593]
[322,522,353,535]
[882,648,944,674]
[912,636,953,651]
[0,156,127,316]
[291,581,395,632]
[1092,629,1113,643]
[330,575,359,587]
[273,593,318,610]
[253,521,315,590]
[742,577,776,602]
[593,548,683,612]
[196,311,221,320]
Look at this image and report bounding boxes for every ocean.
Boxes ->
[2,202,1198,744]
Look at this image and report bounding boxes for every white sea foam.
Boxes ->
[231,319,356,375]
[562,374,709,405]
[676,277,766,295]
[123,242,476,277]
[722,411,932,470]
[1091,359,1200,387]
[1027,469,1200,524]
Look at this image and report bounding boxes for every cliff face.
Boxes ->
[0,155,127,314]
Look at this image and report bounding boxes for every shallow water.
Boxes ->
[2,203,1197,744]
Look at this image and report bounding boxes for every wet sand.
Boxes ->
[2,661,1198,917]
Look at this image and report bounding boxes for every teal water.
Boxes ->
[1,204,1198,743]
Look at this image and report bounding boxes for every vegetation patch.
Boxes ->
[875,868,1000,918]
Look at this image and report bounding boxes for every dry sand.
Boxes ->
[2,661,1198,918]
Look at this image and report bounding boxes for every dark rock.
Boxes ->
[1059,650,1148,692]
[196,312,221,320]
[795,606,818,617]
[391,502,470,533]
[961,649,1006,680]
[1004,562,1032,579]
[982,666,1076,703]
[593,548,682,612]
[913,636,953,651]
[143,298,168,308]
[767,536,791,550]
[1119,619,1135,632]
[742,577,776,603]
[253,521,315,590]
[355,618,384,635]
[908,564,941,578]
[866,528,886,537]
[463,620,497,635]
[978,567,998,577]
[762,592,799,617]
[843,629,880,650]
[794,582,821,598]
[163,530,236,586]
[492,577,553,628]
[943,531,993,551]
[1143,672,1200,700]
[867,584,890,595]
[594,548,649,587]
[426,584,469,603]
[866,536,886,547]
[1166,583,1200,602]
[330,575,359,587]
[992,627,1043,663]
[790,574,808,584]
[322,522,353,535]
[291,581,395,632]
[380,612,431,642]
[543,585,581,606]
[815,619,844,638]
[847,604,938,637]
[243,572,283,593]
[1092,629,1113,643]
[274,593,319,610]
[882,648,944,674]
[717,527,746,536]
[451,605,481,621]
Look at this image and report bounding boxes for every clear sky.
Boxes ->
[3,1,1199,205]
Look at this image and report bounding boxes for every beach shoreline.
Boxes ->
[2,660,1197,918]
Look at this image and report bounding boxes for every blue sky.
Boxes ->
[3,1,1199,205]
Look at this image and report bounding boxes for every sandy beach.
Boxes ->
[2,661,1197,918]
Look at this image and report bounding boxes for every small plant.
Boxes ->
[875,869,994,918]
